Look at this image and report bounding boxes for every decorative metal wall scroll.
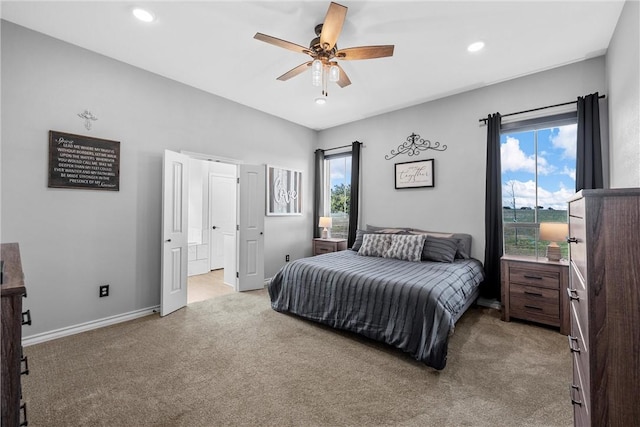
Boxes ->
[266,165,302,216]
[385,133,447,160]
[77,110,98,130]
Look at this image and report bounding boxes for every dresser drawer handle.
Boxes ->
[524,291,543,297]
[523,275,543,280]
[524,305,543,311]
[567,288,580,301]
[21,309,32,326]
[567,237,579,244]
[568,336,581,353]
[21,355,29,376]
[570,385,582,406]
[20,403,28,426]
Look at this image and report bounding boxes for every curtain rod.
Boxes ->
[478,94,606,124]
[317,141,362,152]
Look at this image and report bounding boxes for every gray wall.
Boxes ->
[1,21,316,337]
[606,0,640,188]
[318,58,607,261]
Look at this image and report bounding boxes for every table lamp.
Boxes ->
[318,217,332,239]
[539,222,568,262]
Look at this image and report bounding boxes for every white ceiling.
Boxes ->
[1,1,625,130]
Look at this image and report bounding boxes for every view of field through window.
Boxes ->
[501,123,576,259]
[327,155,351,239]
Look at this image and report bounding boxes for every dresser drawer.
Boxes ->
[570,304,590,402]
[510,283,559,325]
[568,215,587,282]
[569,197,585,219]
[571,352,590,426]
[509,267,560,290]
[569,265,589,348]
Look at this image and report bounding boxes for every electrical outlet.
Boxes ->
[99,285,109,298]
[285,254,290,262]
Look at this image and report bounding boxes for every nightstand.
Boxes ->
[313,238,347,255]
[501,255,569,334]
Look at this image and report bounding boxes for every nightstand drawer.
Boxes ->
[315,241,335,254]
[510,283,559,323]
[313,238,347,256]
[509,267,560,290]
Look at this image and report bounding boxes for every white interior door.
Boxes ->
[209,174,236,270]
[161,150,189,316]
[237,164,265,291]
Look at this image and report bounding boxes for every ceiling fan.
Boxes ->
[254,2,394,99]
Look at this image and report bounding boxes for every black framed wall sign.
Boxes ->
[394,159,434,189]
[48,130,120,191]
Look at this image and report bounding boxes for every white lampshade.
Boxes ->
[319,216,332,239]
[539,223,568,243]
[318,217,332,228]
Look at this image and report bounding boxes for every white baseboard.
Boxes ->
[477,297,501,310]
[22,305,159,347]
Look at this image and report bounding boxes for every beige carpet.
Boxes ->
[22,290,572,426]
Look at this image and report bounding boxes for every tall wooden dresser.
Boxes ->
[1,243,30,426]
[567,189,640,426]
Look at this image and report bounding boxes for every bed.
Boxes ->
[268,228,485,370]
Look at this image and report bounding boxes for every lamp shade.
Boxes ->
[539,222,568,243]
[318,217,332,228]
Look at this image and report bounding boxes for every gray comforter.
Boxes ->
[268,250,485,370]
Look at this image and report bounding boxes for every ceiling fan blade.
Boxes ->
[277,62,312,81]
[319,2,347,51]
[335,64,351,88]
[254,33,312,55]
[336,45,395,60]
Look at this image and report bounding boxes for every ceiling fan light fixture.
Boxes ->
[467,41,485,52]
[329,65,340,82]
[132,7,155,23]
[312,59,323,86]
[315,97,327,105]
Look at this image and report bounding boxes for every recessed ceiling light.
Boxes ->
[467,41,485,53]
[133,8,155,23]
[315,97,327,105]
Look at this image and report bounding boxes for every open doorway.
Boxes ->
[161,151,265,316]
[186,157,237,305]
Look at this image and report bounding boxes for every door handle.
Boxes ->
[212,226,217,229]
[260,232,264,235]
[165,239,171,243]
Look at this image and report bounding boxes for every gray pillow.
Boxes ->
[422,236,458,263]
[358,234,392,258]
[351,229,368,251]
[365,224,411,234]
[409,228,472,259]
[383,234,426,262]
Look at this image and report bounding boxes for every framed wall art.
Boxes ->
[266,165,302,216]
[394,159,434,189]
[48,130,120,191]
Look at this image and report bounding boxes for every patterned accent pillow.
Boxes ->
[383,234,427,262]
[358,233,393,257]
[422,236,458,263]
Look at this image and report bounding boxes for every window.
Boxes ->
[501,113,576,259]
[324,153,351,239]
